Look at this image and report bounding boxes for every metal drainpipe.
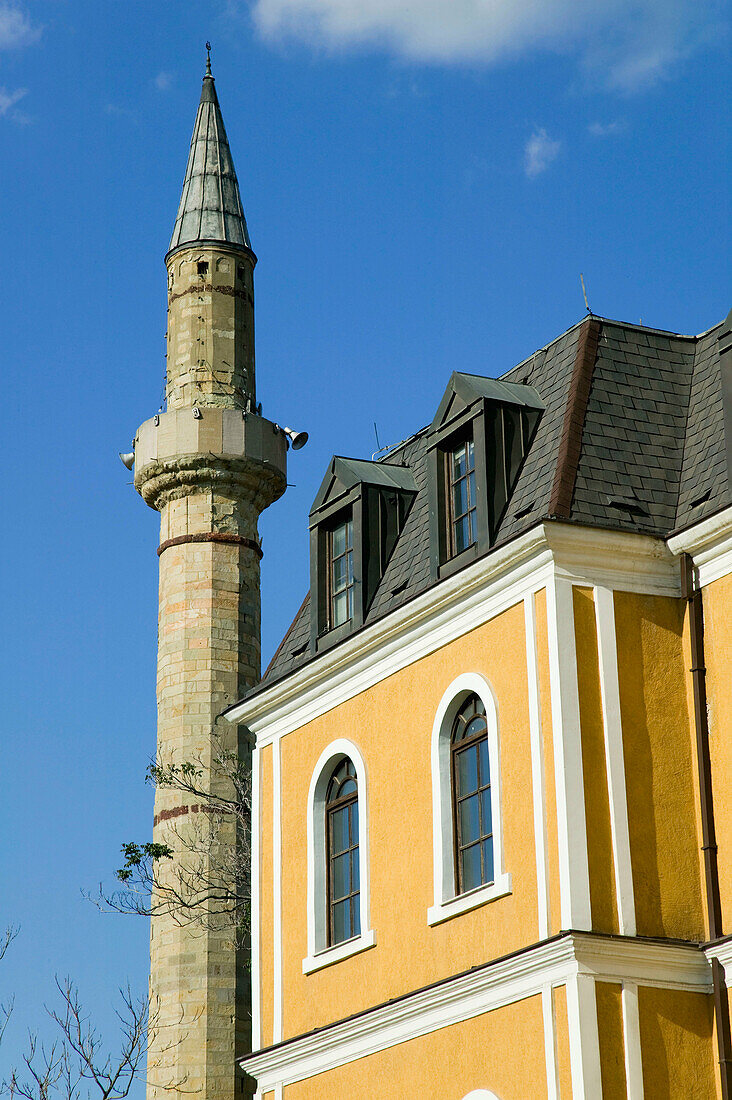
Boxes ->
[681,553,732,1098]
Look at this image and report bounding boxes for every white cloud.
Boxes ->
[155,71,174,91]
[0,3,40,49]
[0,84,26,118]
[524,127,561,177]
[588,120,624,136]
[248,0,723,90]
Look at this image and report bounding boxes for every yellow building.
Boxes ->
[131,59,731,1099]
[225,312,732,1099]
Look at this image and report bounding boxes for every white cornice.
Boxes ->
[705,937,732,985]
[667,505,732,588]
[241,933,710,1090]
[227,524,678,745]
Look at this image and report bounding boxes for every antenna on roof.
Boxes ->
[373,421,381,452]
[580,273,591,314]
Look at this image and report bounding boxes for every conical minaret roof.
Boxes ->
[168,57,252,257]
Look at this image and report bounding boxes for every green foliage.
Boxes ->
[116,842,173,882]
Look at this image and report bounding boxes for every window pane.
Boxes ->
[332,899,350,943]
[464,716,485,740]
[452,445,467,479]
[351,896,361,937]
[456,744,478,795]
[467,469,476,502]
[332,590,349,626]
[339,777,356,798]
[480,787,492,837]
[478,737,490,783]
[466,438,475,469]
[452,477,469,517]
[461,843,482,893]
[351,846,360,892]
[332,853,350,901]
[332,523,347,556]
[482,838,495,885]
[454,514,472,554]
[351,799,359,841]
[459,794,480,846]
[330,806,349,854]
[332,555,348,591]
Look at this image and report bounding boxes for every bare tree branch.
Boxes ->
[0,925,20,1048]
[2,980,188,1099]
[94,732,252,948]
[0,927,19,963]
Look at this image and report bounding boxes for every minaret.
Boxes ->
[132,56,287,1098]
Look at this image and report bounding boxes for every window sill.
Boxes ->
[303,928,376,974]
[427,873,511,926]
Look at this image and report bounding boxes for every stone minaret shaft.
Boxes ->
[133,63,286,1099]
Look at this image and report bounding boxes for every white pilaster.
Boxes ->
[525,594,551,939]
[251,745,262,1051]
[594,585,636,936]
[566,972,602,1100]
[546,575,592,930]
[542,984,559,1099]
[622,981,644,1099]
[273,735,283,1044]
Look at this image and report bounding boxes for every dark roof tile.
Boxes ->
[258,312,731,691]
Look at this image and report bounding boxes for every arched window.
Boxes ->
[428,674,511,925]
[304,741,375,973]
[451,694,493,894]
[325,759,360,945]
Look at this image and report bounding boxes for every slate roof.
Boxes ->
[257,311,731,692]
[168,65,252,257]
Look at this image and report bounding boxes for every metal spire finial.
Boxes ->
[205,41,212,77]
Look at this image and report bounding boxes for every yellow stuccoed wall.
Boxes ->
[574,587,618,934]
[703,573,732,933]
[253,579,723,1094]
[281,993,547,1100]
[596,982,626,1099]
[638,986,716,1099]
[276,600,538,1038]
[614,591,706,940]
[552,983,572,1099]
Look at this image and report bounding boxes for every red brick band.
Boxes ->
[157,532,263,558]
[154,803,217,827]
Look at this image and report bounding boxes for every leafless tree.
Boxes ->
[97,732,252,949]
[0,926,20,1046]
[3,979,186,1099]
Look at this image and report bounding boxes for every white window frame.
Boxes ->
[428,672,511,926]
[303,739,375,973]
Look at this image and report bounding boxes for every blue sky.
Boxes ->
[0,0,728,1087]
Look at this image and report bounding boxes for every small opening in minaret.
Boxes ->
[197,261,209,275]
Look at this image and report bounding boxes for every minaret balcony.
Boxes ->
[133,407,287,513]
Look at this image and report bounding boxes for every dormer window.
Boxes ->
[428,373,544,579]
[310,457,417,651]
[448,437,477,557]
[328,514,354,629]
